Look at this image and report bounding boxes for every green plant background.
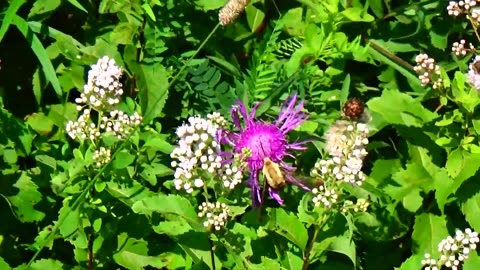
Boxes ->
[1,0,480,269]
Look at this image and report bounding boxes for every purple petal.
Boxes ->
[269,187,284,205]
[249,169,262,208]
[231,105,242,130]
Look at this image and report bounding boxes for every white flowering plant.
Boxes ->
[3,0,480,269]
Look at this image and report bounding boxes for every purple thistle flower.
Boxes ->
[220,93,311,207]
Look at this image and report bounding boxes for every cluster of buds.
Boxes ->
[219,0,250,26]
[93,147,112,167]
[170,114,227,193]
[311,184,338,208]
[99,110,143,140]
[341,198,369,213]
[66,56,142,143]
[76,56,123,111]
[422,228,479,270]
[447,0,477,17]
[467,55,480,91]
[452,39,475,56]
[310,120,369,208]
[198,202,229,231]
[414,54,443,89]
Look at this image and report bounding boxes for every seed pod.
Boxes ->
[342,98,365,121]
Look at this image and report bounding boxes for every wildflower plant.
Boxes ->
[6,0,480,269]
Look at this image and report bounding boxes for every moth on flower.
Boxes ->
[220,93,311,207]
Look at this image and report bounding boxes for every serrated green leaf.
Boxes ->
[282,251,303,270]
[8,172,45,222]
[268,208,308,250]
[132,194,204,231]
[106,181,154,207]
[113,151,136,169]
[411,213,448,256]
[28,0,61,19]
[367,89,438,127]
[0,0,26,43]
[461,192,480,232]
[135,63,169,123]
[15,259,63,270]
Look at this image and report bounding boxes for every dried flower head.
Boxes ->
[198,202,229,231]
[99,110,143,140]
[220,93,310,207]
[342,98,365,121]
[414,54,443,89]
[65,109,100,140]
[93,147,112,167]
[219,0,250,26]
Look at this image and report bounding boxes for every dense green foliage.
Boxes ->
[2,0,480,269]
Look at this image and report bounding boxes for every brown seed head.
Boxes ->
[342,98,365,121]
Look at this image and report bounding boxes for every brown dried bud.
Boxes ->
[342,98,365,121]
[219,0,250,26]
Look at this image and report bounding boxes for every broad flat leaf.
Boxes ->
[8,172,45,222]
[0,256,10,269]
[153,220,192,236]
[268,208,308,250]
[67,0,87,12]
[58,200,80,237]
[411,213,448,256]
[12,15,62,97]
[433,168,453,213]
[142,137,174,154]
[395,254,424,270]
[341,7,374,22]
[368,159,402,186]
[113,233,184,269]
[245,3,265,33]
[113,151,136,169]
[175,232,221,269]
[463,251,480,270]
[249,257,282,270]
[15,259,63,270]
[28,0,61,18]
[461,192,480,232]
[367,89,438,127]
[282,251,303,270]
[134,63,169,123]
[26,113,55,135]
[132,194,204,231]
[194,0,224,11]
[0,0,26,43]
[106,181,154,207]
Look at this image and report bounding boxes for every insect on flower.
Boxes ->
[262,157,286,189]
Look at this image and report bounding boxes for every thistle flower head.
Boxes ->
[220,93,310,207]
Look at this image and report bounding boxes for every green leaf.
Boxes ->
[58,200,80,237]
[28,0,61,19]
[411,213,448,256]
[15,259,63,270]
[113,233,184,269]
[143,137,174,154]
[7,172,45,222]
[268,208,308,250]
[194,0,224,11]
[113,151,136,169]
[340,74,350,107]
[66,0,88,13]
[367,89,438,127]
[245,3,265,33]
[12,15,62,98]
[0,256,11,269]
[341,7,374,22]
[0,0,26,43]
[106,181,154,207]
[142,3,156,21]
[176,232,221,269]
[461,192,480,232]
[282,251,303,270]
[134,63,169,122]
[132,194,204,231]
[463,251,480,270]
[26,113,55,135]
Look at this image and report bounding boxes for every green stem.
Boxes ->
[301,212,330,270]
[27,22,221,267]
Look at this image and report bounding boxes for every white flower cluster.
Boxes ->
[76,56,123,111]
[447,0,477,16]
[219,163,243,189]
[198,202,229,231]
[65,109,100,140]
[311,185,338,208]
[171,114,227,193]
[93,147,111,167]
[467,55,480,91]
[341,198,369,213]
[422,228,479,270]
[452,39,475,56]
[99,110,143,140]
[66,56,142,142]
[414,54,443,89]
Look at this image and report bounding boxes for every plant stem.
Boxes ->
[209,236,216,270]
[301,213,330,270]
[88,233,94,270]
